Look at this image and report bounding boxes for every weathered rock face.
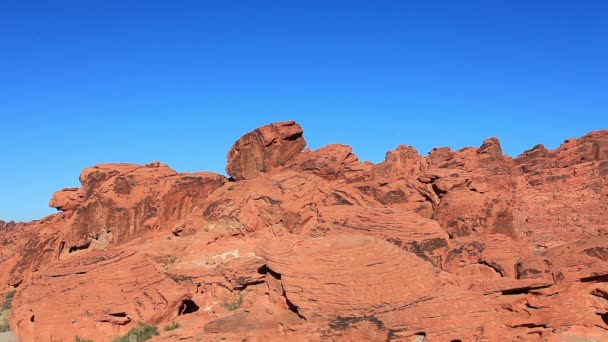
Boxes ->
[11,249,190,342]
[49,187,83,211]
[517,131,608,190]
[55,162,226,247]
[256,234,439,320]
[512,131,608,250]
[254,234,553,341]
[286,144,372,182]
[1,122,608,341]
[4,162,226,294]
[226,121,306,180]
[0,220,20,233]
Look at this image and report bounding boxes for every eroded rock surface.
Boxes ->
[12,250,190,342]
[1,122,607,341]
[226,120,306,180]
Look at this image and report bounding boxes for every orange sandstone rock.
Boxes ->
[226,121,306,180]
[1,122,607,341]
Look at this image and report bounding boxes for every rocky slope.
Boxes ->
[1,120,607,341]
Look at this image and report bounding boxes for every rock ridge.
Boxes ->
[0,121,607,341]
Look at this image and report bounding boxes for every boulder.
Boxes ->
[226,121,306,180]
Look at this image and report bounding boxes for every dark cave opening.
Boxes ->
[178,299,199,315]
[68,242,91,253]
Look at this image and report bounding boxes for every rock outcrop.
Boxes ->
[11,250,190,342]
[2,162,226,294]
[255,234,516,341]
[226,121,306,180]
[1,122,607,341]
[0,220,20,233]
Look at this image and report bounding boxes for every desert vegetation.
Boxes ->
[112,322,158,342]
[0,290,16,332]
[163,321,180,331]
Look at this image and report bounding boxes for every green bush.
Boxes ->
[0,290,15,332]
[223,294,243,311]
[0,310,10,332]
[163,321,180,331]
[2,290,16,310]
[112,322,158,342]
[160,255,178,270]
[75,337,94,342]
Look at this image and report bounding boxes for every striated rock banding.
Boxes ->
[0,121,607,341]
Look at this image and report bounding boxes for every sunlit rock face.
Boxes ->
[2,123,608,341]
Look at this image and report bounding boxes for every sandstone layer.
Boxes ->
[1,121,607,341]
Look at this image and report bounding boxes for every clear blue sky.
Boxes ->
[1,1,607,222]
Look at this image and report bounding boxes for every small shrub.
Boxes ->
[0,290,15,332]
[75,337,94,342]
[163,321,180,331]
[0,310,10,332]
[0,320,10,333]
[2,290,16,310]
[223,294,243,311]
[160,255,178,270]
[112,322,158,342]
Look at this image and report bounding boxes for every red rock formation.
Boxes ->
[11,249,190,342]
[1,122,607,341]
[2,162,226,302]
[49,187,83,211]
[287,144,372,182]
[226,121,306,180]
[0,220,20,233]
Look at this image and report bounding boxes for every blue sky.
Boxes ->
[1,1,607,222]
